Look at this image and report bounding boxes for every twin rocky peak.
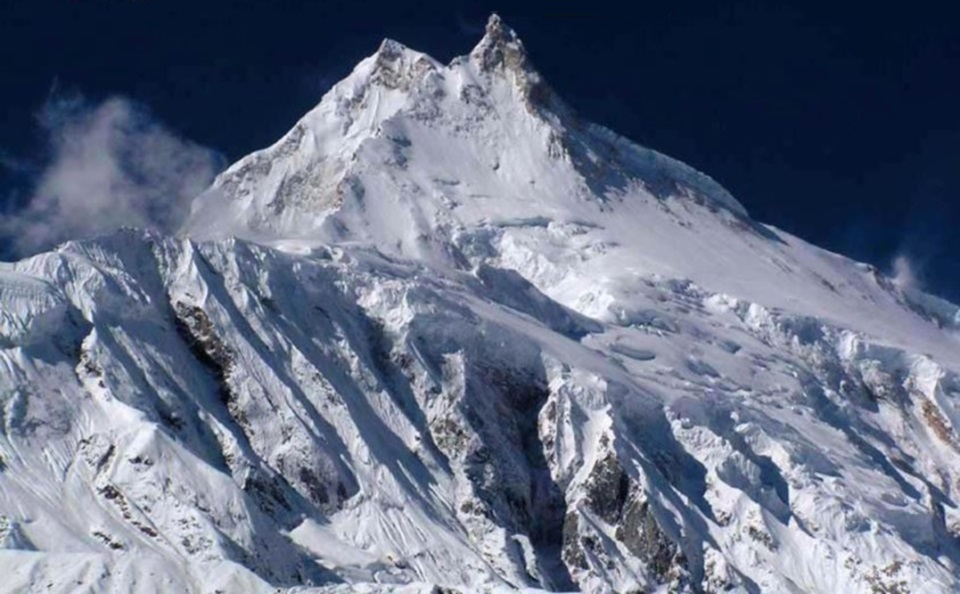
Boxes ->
[185,13,747,252]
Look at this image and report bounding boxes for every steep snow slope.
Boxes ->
[3,14,960,594]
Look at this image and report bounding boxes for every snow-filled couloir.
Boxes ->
[3,14,960,594]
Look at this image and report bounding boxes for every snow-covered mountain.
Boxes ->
[3,14,960,593]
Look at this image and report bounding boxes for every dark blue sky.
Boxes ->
[2,1,958,300]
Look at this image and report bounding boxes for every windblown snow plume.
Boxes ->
[892,253,920,290]
[2,15,960,594]
[1,95,221,255]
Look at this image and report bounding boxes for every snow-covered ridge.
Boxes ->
[3,14,960,594]
[183,12,749,245]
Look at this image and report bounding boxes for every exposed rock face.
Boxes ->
[585,452,631,525]
[616,495,682,581]
[471,14,525,72]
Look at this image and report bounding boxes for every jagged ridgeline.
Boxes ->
[3,14,960,594]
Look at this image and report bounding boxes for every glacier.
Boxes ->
[2,14,960,593]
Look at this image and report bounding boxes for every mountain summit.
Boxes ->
[3,16,960,594]
[184,14,747,254]
[470,13,534,74]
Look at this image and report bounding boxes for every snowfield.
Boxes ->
[3,14,960,593]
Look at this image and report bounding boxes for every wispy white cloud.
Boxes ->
[1,94,223,256]
[891,253,920,291]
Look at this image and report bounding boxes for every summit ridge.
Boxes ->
[469,13,531,73]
